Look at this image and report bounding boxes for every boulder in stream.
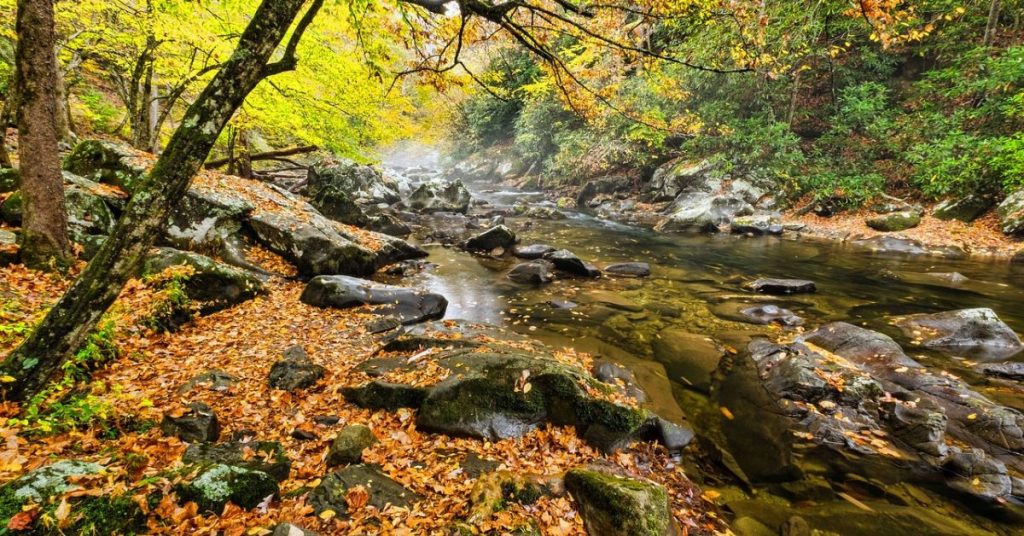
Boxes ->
[894,308,1023,360]
[747,278,816,295]
[406,178,472,214]
[739,304,803,326]
[565,464,676,536]
[301,275,447,324]
[507,260,555,284]
[604,262,651,278]
[464,224,516,252]
[513,244,556,259]
[306,158,401,205]
[543,249,601,277]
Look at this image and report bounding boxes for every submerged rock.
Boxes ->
[978,362,1024,381]
[161,402,220,443]
[850,235,966,258]
[308,464,421,516]
[748,278,816,295]
[300,275,447,324]
[406,178,472,214]
[268,346,325,391]
[565,465,675,536]
[865,210,922,232]
[739,304,803,326]
[730,214,783,235]
[894,308,1023,360]
[652,329,722,393]
[604,262,651,278]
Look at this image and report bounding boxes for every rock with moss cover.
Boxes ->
[933,194,995,222]
[464,225,516,252]
[143,247,266,313]
[0,173,121,240]
[64,139,148,192]
[0,168,18,193]
[865,210,922,232]
[161,402,220,443]
[565,464,676,536]
[177,463,278,512]
[182,441,291,481]
[268,346,325,391]
[340,381,429,410]
[998,189,1024,236]
[327,425,378,466]
[311,186,369,226]
[308,464,421,515]
[406,178,472,214]
[307,158,401,205]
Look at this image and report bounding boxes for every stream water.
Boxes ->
[394,181,1024,534]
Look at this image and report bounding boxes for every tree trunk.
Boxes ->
[15,0,73,271]
[983,0,1002,47]
[0,128,10,168]
[0,0,312,403]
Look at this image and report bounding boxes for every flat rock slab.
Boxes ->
[894,308,1023,360]
[603,262,651,278]
[301,275,447,325]
[748,278,816,295]
[543,249,601,278]
[513,244,556,259]
[308,465,421,516]
[508,260,555,284]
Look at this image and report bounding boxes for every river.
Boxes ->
[390,179,1024,535]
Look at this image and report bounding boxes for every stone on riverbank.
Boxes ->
[997,189,1024,236]
[565,465,676,536]
[933,194,995,222]
[326,425,378,466]
[161,402,220,443]
[182,441,291,481]
[730,214,783,235]
[300,275,447,324]
[306,158,401,205]
[865,210,922,232]
[406,178,472,213]
[268,345,325,391]
[308,465,421,516]
[143,247,266,314]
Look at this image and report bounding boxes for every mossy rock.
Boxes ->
[143,247,266,314]
[327,425,378,466]
[307,464,420,516]
[564,466,675,536]
[311,186,368,227]
[340,381,429,410]
[182,441,291,481]
[0,167,18,193]
[177,464,278,513]
[999,189,1024,236]
[0,461,144,534]
[865,210,921,232]
[0,173,120,238]
[933,194,995,222]
[64,140,148,192]
[0,190,21,225]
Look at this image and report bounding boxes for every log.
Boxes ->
[205,145,318,169]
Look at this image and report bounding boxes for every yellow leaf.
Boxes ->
[319,509,336,521]
[54,499,71,529]
[967,413,977,420]
[0,376,15,383]
[720,406,735,420]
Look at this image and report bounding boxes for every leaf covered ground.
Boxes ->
[0,247,721,535]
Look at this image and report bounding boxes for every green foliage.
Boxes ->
[141,269,193,333]
[76,89,122,135]
[686,117,805,186]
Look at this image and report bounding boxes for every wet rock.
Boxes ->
[739,304,803,326]
[730,214,783,235]
[64,139,148,192]
[310,186,368,226]
[249,212,379,277]
[882,398,948,456]
[341,381,429,410]
[366,213,412,237]
[652,329,722,393]
[507,260,555,284]
[176,370,237,394]
[546,299,577,309]
[604,262,651,278]
[308,464,421,515]
[585,290,643,312]
[301,275,447,324]
[943,449,1013,503]
[161,402,220,443]
[143,248,266,314]
[748,278,816,295]
[406,178,472,213]
[592,360,648,402]
[978,362,1024,381]
[997,189,1024,236]
[564,465,675,536]
[177,464,278,512]
[513,244,556,259]
[866,210,922,232]
[655,193,754,233]
[577,175,631,207]
[648,417,695,454]
[643,159,713,202]
[307,158,401,205]
[515,205,566,220]
[268,346,325,391]
[464,225,516,252]
[895,308,1023,360]
[850,235,966,258]
[933,194,995,222]
[543,249,601,277]
[327,425,378,466]
[182,441,291,481]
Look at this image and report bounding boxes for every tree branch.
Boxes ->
[263,0,325,77]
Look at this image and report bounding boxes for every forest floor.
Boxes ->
[0,246,720,535]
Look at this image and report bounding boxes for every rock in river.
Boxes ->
[464,224,516,252]
[997,189,1024,236]
[507,260,555,284]
[747,278,816,295]
[406,178,472,214]
[543,249,601,277]
[739,304,803,326]
[513,243,556,259]
[604,262,651,278]
[301,275,447,324]
[894,308,1023,360]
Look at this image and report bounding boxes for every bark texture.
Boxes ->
[1,0,312,402]
[15,0,73,270]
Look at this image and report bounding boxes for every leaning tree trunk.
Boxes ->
[15,0,73,271]
[1,0,315,402]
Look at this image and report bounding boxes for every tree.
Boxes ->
[14,0,73,270]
